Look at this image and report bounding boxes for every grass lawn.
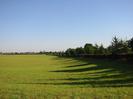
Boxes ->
[0,55,133,99]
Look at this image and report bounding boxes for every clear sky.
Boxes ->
[0,0,133,52]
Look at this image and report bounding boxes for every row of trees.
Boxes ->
[57,36,133,57]
[1,36,132,57]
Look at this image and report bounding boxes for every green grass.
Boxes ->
[0,55,133,99]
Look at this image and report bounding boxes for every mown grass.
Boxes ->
[0,55,133,99]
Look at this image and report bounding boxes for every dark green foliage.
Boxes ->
[93,44,99,54]
[98,44,106,54]
[45,36,133,59]
[75,47,85,55]
[128,37,133,51]
[109,37,130,54]
[39,51,46,54]
[65,48,76,56]
[84,43,95,54]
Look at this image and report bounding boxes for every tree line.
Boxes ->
[1,36,133,59]
[48,36,133,60]
[64,36,133,56]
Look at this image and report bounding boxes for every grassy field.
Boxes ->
[0,55,133,99]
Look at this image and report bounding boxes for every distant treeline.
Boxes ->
[47,36,133,61]
[0,52,40,55]
[1,36,133,60]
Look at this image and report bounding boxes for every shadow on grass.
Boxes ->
[52,63,114,73]
[21,56,133,87]
[64,63,91,68]
[20,77,133,87]
[50,57,133,87]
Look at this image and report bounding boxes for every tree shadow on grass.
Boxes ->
[48,57,133,87]
[51,63,115,73]
[64,63,91,68]
[20,78,133,87]
[20,56,133,87]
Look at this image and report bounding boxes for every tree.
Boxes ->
[110,36,130,54]
[75,47,85,55]
[94,44,99,54]
[65,48,76,56]
[98,44,106,54]
[39,50,46,54]
[84,43,95,54]
[119,40,131,54]
[128,37,133,51]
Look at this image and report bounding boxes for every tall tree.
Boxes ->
[98,44,105,54]
[94,44,99,54]
[110,36,130,54]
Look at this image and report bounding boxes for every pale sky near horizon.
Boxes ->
[0,0,133,52]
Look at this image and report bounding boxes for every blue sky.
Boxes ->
[0,0,133,52]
